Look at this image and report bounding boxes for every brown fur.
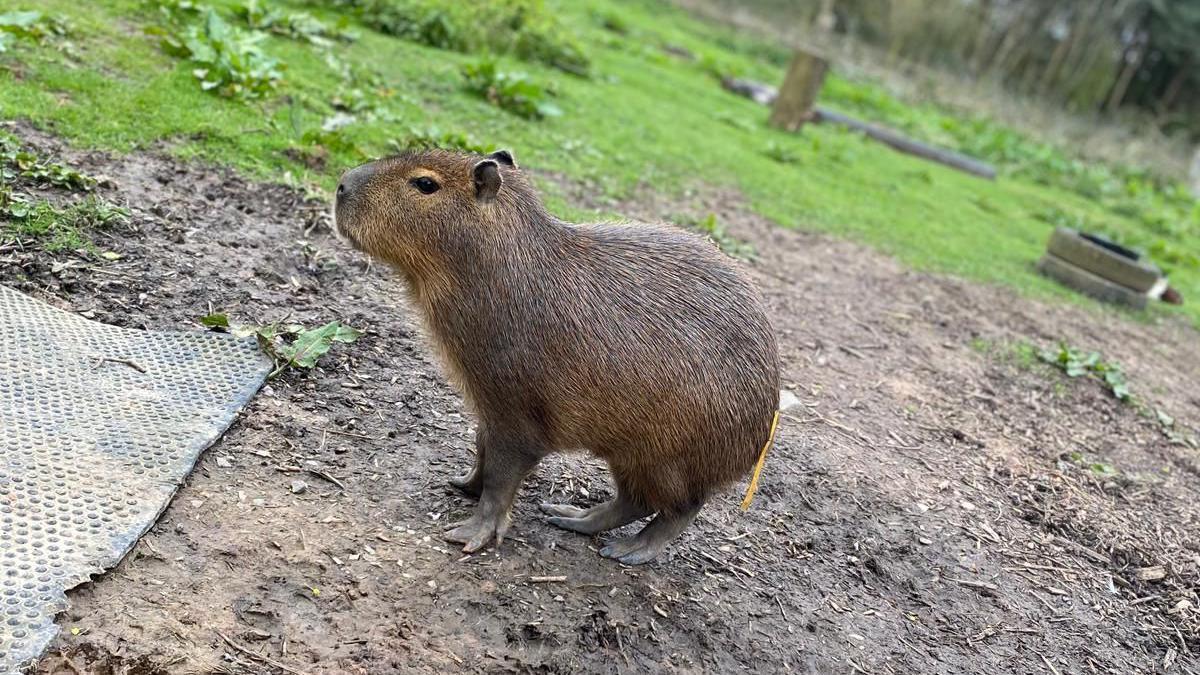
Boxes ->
[335,149,779,557]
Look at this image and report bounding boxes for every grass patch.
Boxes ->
[675,212,754,260]
[398,126,497,154]
[0,0,1196,330]
[968,337,1042,371]
[315,0,589,75]
[1,193,129,252]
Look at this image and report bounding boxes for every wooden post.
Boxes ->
[1190,146,1200,199]
[768,49,829,132]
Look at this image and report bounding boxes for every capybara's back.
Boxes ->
[334,148,780,564]
[477,220,779,509]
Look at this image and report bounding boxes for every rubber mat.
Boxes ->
[0,285,272,674]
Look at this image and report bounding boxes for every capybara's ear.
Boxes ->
[488,149,516,168]
[473,159,502,202]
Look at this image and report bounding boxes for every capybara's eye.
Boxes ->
[410,176,440,194]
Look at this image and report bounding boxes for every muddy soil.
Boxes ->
[5,123,1200,675]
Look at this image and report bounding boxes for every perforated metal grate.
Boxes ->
[0,285,271,674]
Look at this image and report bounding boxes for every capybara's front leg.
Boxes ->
[448,427,487,498]
[444,424,545,553]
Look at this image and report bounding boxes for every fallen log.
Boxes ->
[719,75,997,180]
[811,108,997,180]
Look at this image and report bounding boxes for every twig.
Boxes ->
[217,630,313,675]
[306,468,346,491]
[60,654,87,675]
[843,305,882,341]
[838,344,867,359]
[1040,653,1062,675]
[1050,536,1109,565]
[810,414,874,445]
[93,357,147,373]
[948,577,998,592]
[319,427,381,442]
[528,575,567,583]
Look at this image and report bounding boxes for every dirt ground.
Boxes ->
[5,123,1200,675]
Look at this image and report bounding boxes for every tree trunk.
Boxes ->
[968,0,995,72]
[1051,0,1111,98]
[1190,146,1200,199]
[1105,41,1145,111]
[1037,23,1073,95]
[987,3,1054,79]
[769,50,829,132]
[1159,59,1191,112]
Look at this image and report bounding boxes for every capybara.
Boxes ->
[334,148,779,564]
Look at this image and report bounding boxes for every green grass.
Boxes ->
[0,0,1196,328]
[1,194,129,251]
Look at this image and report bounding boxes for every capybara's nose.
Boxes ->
[337,163,372,201]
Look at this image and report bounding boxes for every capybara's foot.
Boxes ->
[540,497,651,535]
[599,502,702,565]
[444,504,510,553]
[539,503,588,518]
[448,471,482,498]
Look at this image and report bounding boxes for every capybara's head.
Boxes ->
[333,148,527,269]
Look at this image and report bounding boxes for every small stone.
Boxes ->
[215,456,232,468]
[291,480,309,494]
[779,389,802,411]
[959,501,976,511]
[918,537,932,545]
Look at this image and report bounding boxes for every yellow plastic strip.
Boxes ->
[740,409,781,511]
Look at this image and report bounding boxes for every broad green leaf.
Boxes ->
[200,313,230,328]
[282,321,360,369]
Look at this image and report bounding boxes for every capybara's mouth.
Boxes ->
[331,199,359,249]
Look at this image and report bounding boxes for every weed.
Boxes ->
[678,212,754,260]
[714,112,755,132]
[1038,342,1132,402]
[396,126,497,154]
[764,141,800,164]
[320,0,589,75]
[1,194,129,252]
[150,7,283,100]
[0,132,95,191]
[967,337,991,354]
[201,314,362,376]
[1010,342,1041,370]
[461,58,560,120]
[596,11,629,35]
[298,127,363,164]
[0,10,67,53]
[232,0,356,47]
[1065,451,1119,479]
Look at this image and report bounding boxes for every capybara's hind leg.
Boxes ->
[444,425,545,553]
[599,501,703,565]
[540,486,651,535]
